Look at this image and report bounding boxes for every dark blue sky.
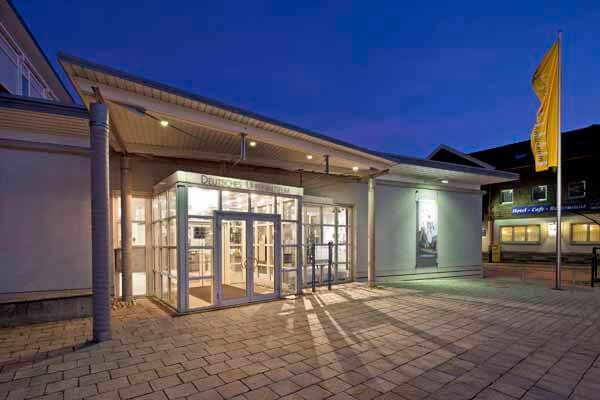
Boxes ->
[16,1,600,157]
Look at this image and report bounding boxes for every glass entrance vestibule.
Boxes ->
[150,171,303,313]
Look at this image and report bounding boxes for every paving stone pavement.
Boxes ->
[2,279,600,400]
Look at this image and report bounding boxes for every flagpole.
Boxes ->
[555,30,563,290]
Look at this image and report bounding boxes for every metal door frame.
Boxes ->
[214,211,281,306]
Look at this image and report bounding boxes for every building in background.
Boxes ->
[468,125,600,264]
[0,0,71,102]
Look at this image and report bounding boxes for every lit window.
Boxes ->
[500,189,513,204]
[567,181,586,200]
[500,225,540,244]
[188,187,219,216]
[531,185,547,202]
[571,223,600,244]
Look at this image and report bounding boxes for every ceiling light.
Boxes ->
[306,155,313,160]
[249,141,257,147]
[352,166,359,172]
[160,120,169,127]
[441,179,449,184]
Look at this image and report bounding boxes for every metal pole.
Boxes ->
[311,242,316,293]
[555,30,563,290]
[120,155,133,302]
[367,177,376,288]
[328,241,333,290]
[90,102,112,342]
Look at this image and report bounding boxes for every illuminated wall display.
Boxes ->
[416,190,438,268]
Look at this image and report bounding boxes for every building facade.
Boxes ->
[469,125,600,264]
[0,1,518,321]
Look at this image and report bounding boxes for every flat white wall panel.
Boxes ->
[0,148,91,293]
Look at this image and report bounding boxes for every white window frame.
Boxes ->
[567,181,586,200]
[531,185,548,202]
[500,189,514,205]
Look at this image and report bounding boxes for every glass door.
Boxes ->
[215,212,281,306]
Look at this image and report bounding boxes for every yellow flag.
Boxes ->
[530,39,560,172]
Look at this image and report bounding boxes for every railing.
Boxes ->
[306,241,334,292]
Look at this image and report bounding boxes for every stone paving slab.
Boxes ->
[2,279,600,400]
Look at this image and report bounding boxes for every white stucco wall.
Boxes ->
[0,148,91,294]
[305,180,484,282]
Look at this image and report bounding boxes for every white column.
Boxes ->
[367,177,376,288]
[90,102,112,342]
[120,155,133,302]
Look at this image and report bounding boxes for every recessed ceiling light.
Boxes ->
[249,141,257,147]
[441,179,449,184]
[306,155,313,160]
[160,120,169,127]
[352,166,359,172]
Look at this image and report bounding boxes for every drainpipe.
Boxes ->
[90,102,112,342]
[120,155,133,302]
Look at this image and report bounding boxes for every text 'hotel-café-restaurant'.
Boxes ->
[0,2,518,317]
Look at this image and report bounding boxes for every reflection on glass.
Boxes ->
[323,206,335,225]
[222,191,249,212]
[282,222,297,245]
[277,197,297,221]
[251,194,274,214]
[337,245,347,263]
[323,226,335,244]
[337,227,347,244]
[168,188,176,217]
[304,206,321,225]
[337,207,347,226]
[305,225,321,244]
[222,220,247,300]
[188,187,219,216]
[253,221,275,296]
[189,219,213,247]
[282,246,296,295]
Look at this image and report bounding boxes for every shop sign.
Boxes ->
[512,202,588,215]
[179,172,303,196]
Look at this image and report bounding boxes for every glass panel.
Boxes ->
[532,186,547,201]
[222,191,249,212]
[169,278,178,306]
[513,226,526,242]
[277,197,297,221]
[159,193,168,219]
[188,187,219,216]
[154,248,160,271]
[337,207,347,226]
[222,220,247,300]
[282,222,297,246]
[251,194,274,214]
[527,226,540,243]
[189,219,213,247]
[153,223,160,246]
[168,218,177,246]
[253,221,275,296]
[161,248,168,272]
[133,198,146,221]
[590,225,600,242]
[323,226,335,244]
[304,206,321,225]
[161,274,169,301]
[152,197,159,221]
[501,227,513,243]
[168,188,177,217]
[337,245,347,263]
[154,271,160,296]
[572,224,588,242]
[160,222,168,246]
[323,206,335,225]
[282,246,297,295]
[337,264,349,281]
[170,248,177,277]
[337,227,347,244]
[132,222,145,246]
[189,249,213,279]
[305,225,321,244]
[21,74,29,96]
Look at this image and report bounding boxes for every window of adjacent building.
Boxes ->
[531,185,547,202]
[568,181,586,200]
[21,71,29,96]
[571,223,600,244]
[0,33,18,94]
[500,189,513,204]
[500,225,540,244]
